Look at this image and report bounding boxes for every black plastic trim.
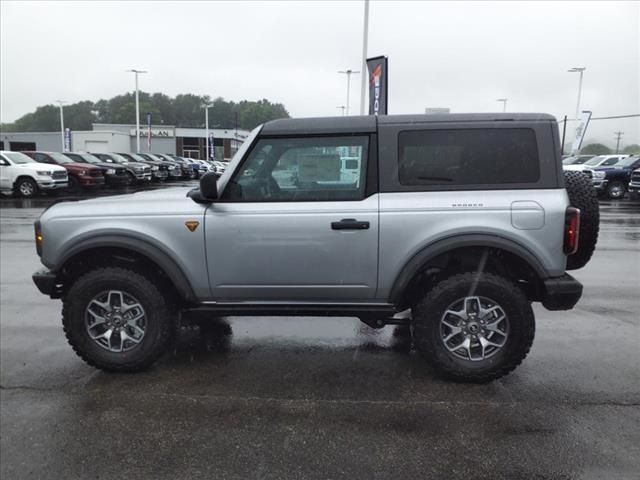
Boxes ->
[56,236,197,302]
[541,274,583,310]
[32,269,62,298]
[388,234,549,304]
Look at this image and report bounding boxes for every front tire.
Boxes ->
[412,272,535,383]
[14,177,38,198]
[62,267,174,372]
[606,181,626,200]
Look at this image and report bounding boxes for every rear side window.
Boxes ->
[398,128,540,186]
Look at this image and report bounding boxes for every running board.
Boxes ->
[185,302,406,327]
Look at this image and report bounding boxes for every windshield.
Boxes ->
[69,153,101,164]
[217,125,262,192]
[48,152,75,164]
[130,153,149,162]
[584,156,606,166]
[109,153,130,164]
[2,151,36,164]
[562,156,578,165]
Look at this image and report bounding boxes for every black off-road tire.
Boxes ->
[62,267,174,372]
[564,170,600,270]
[412,272,535,383]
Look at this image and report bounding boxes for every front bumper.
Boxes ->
[105,174,130,186]
[37,180,68,190]
[629,183,640,194]
[541,273,583,310]
[591,179,608,191]
[168,169,182,178]
[32,269,63,298]
[78,176,105,187]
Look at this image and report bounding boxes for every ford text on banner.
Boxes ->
[366,56,388,115]
[572,110,592,154]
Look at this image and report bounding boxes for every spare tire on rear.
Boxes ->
[564,171,599,270]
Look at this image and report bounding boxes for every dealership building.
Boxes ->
[0,124,250,160]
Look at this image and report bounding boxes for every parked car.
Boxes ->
[33,113,599,382]
[64,152,130,187]
[118,153,168,182]
[137,153,181,180]
[213,161,227,174]
[92,153,152,183]
[628,168,640,200]
[154,153,195,179]
[589,155,640,199]
[0,150,68,197]
[164,154,198,179]
[563,154,628,172]
[562,154,595,165]
[23,151,105,191]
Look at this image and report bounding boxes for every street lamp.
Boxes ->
[338,69,360,116]
[568,67,586,120]
[126,69,147,153]
[56,100,66,151]
[496,98,508,112]
[203,103,211,160]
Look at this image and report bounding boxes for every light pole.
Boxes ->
[56,100,66,151]
[338,69,360,116]
[568,67,586,120]
[496,98,507,112]
[203,103,211,160]
[127,69,147,153]
[359,0,370,115]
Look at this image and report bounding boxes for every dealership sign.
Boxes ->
[129,128,174,138]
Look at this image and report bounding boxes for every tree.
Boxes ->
[1,92,290,132]
[580,143,611,155]
[622,144,640,154]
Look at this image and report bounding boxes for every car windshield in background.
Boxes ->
[584,156,610,165]
[130,153,149,162]
[615,157,638,167]
[3,152,36,164]
[110,153,130,164]
[48,152,75,164]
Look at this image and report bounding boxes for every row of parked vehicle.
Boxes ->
[562,154,640,200]
[0,150,228,198]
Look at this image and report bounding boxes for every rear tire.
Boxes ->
[412,272,535,383]
[62,267,174,372]
[563,171,600,270]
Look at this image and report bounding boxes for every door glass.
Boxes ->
[223,136,369,202]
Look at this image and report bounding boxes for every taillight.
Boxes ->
[564,207,580,255]
[34,221,43,257]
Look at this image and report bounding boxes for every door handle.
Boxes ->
[331,218,370,230]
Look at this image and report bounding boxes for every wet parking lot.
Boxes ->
[1,188,639,479]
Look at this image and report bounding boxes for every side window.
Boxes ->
[223,136,369,202]
[398,128,540,186]
[601,158,619,166]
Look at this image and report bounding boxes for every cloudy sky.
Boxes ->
[1,0,638,147]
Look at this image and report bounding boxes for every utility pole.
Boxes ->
[614,131,624,153]
[338,69,360,116]
[336,106,346,116]
[568,67,586,120]
[496,98,507,112]
[126,69,147,153]
[359,0,370,115]
[56,100,66,151]
[203,103,211,161]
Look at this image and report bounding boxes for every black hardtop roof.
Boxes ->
[261,113,556,135]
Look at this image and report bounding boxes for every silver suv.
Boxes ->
[32,114,599,382]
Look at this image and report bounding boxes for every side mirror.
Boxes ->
[200,172,218,199]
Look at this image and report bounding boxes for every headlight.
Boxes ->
[36,170,52,176]
[77,170,86,175]
[152,166,159,171]
[106,169,116,175]
[168,165,175,170]
[593,171,606,179]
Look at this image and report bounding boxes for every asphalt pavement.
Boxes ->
[1,187,639,480]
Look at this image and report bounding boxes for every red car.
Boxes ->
[23,151,105,191]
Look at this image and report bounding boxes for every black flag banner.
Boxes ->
[367,56,388,115]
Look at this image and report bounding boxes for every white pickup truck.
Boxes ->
[0,150,68,197]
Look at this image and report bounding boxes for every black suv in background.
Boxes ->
[155,153,196,179]
[137,153,181,180]
[92,153,152,183]
[590,155,640,199]
[64,152,129,187]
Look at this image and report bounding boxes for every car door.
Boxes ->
[0,155,12,190]
[205,134,379,302]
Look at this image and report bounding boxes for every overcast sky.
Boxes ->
[1,0,639,147]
